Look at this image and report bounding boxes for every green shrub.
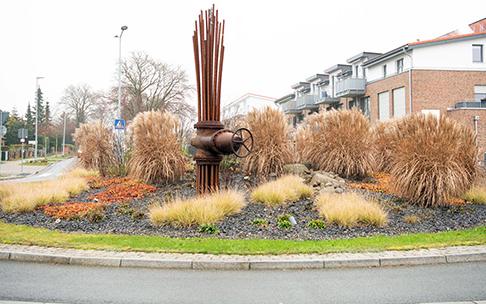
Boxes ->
[198,224,220,234]
[277,214,293,229]
[251,218,269,228]
[307,219,326,230]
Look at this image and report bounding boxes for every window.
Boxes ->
[392,87,406,118]
[378,91,390,121]
[473,44,483,63]
[363,68,366,79]
[396,58,404,74]
[355,65,359,78]
[383,65,387,78]
[474,85,486,102]
[360,97,370,118]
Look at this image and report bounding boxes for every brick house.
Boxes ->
[276,18,486,164]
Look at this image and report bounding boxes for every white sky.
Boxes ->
[1,0,485,117]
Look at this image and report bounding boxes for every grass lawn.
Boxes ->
[0,221,485,255]
[23,155,71,166]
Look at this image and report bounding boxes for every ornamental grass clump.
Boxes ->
[74,122,115,176]
[0,174,88,213]
[251,175,313,206]
[315,192,387,227]
[149,190,246,227]
[242,107,293,177]
[299,109,375,178]
[390,114,477,207]
[128,111,187,184]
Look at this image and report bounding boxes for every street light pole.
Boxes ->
[34,76,44,160]
[62,112,66,156]
[116,25,128,120]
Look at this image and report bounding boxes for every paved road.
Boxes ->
[0,260,484,304]
[1,158,77,183]
[0,160,45,178]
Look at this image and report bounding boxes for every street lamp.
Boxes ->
[34,76,45,159]
[115,25,128,120]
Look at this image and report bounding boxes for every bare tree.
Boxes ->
[120,52,194,120]
[60,84,96,127]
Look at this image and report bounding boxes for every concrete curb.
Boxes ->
[0,246,485,271]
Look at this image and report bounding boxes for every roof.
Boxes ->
[364,31,486,67]
[305,74,328,82]
[346,52,382,63]
[291,82,310,90]
[274,93,295,104]
[409,31,486,46]
[324,64,351,74]
[223,93,276,108]
[469,17,486,26]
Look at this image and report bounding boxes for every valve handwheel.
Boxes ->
[231,128,253,158]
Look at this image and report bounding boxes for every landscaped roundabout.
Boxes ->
[0,108,485,255]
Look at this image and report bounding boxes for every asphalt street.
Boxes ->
[0,260,485,304]
[6,158,77,183]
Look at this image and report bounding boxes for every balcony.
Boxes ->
[455,101,486,109]
[316,92,340,104]
[335,78,366,97]
[281,99,300,114]
[295,95,318,110]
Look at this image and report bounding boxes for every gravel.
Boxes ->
[1,174,485,240]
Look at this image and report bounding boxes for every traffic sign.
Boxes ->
[18,128,28,139]
[114,119,126,130]
[20,138,25,143]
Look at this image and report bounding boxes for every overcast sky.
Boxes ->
[1,0,485,117]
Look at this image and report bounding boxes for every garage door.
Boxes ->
[378,91,390,121]
[393,87,406,118]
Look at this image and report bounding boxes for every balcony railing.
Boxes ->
[455,101,486,109]
[316,91,340,104]
[335,78,366,97]
[281,99,298,113]
[295,95,318,109]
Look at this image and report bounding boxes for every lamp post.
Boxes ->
[34,76,44,159]
[115,25,127,120]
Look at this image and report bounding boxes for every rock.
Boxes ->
[310,172,337,187]
[325,182,333,187]
[283,164,310,176]
[334,188,344,194]
[319,186,335,194]
[243,176,250,180]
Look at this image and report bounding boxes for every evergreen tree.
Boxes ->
[25,102,34,140]
[34,88,45,124]
[44,100,51,124]
[5,111,25,146]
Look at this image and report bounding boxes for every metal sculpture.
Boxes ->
[191,5,253,194]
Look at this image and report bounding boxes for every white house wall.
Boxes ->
[413,37,486,71]
[365,54,412,82]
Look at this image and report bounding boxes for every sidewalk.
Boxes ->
[1,244,485,270]
[0,160,45,179]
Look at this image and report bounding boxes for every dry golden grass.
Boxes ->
[0,173,89,213]
[298,109,375,178]
[373,120,400,172]
[463,186,486,204]
[69,167,99,178]
[128,111,187,184]
[74,122,115,176]
[242,107,293,177]
[250,175,313,206]
[149,190,246,227]
[390,114,477,207]
[315,192,387,227]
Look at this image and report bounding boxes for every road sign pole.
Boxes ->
[21,141,24,174]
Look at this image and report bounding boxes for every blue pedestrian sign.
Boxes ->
[114,119,126,130]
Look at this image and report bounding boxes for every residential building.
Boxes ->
[276,17,486,163]
[222,93,277,120]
